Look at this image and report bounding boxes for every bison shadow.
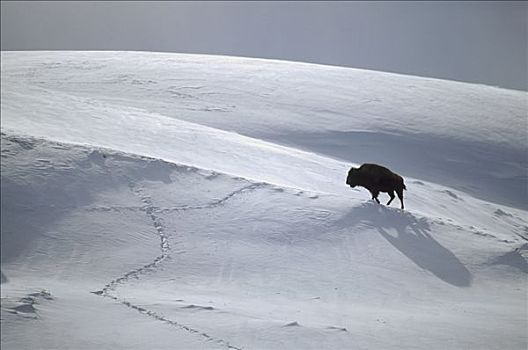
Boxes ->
[337,202,472,287]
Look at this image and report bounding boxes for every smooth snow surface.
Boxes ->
[1,51,527,349]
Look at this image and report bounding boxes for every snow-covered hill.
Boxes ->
[1,51,527,349]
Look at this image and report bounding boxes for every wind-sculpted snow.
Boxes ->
[1,134,266,349]
[1,51,527,349]
[1,51,526,209]
[3,134,526,349]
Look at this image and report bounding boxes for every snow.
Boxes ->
[1,51,527,349]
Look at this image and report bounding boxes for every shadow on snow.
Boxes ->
[338,202,472,287]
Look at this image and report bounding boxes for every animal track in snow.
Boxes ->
[92,180,246,350]
[432,218,520,244]
[86,205,143,213]
[102,293,242,350]
[128,182,171,254]
[93,182,170,295]
[154,183,264,213]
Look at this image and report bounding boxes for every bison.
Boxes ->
[346,163,407,209]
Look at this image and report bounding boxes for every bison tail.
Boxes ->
[403,183,407,190]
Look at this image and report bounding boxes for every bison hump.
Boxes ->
[360,163,393,176]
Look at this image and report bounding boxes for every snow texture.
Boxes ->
[1,51,527,350]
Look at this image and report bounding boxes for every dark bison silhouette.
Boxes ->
[346,163,407,209]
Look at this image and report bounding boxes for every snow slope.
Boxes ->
[1,51,527,349]
[1,51,525,208]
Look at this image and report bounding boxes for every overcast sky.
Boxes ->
[1,1,526,90]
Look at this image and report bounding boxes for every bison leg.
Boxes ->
[370,190,380,204]
[396,188,404,210]
[386,191,395,206]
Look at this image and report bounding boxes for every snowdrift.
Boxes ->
[1,52,527,349]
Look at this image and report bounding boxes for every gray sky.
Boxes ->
[1,1,526,90]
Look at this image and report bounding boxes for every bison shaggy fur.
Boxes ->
[346,163,407,209]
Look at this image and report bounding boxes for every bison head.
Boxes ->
[346,167,359,187]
